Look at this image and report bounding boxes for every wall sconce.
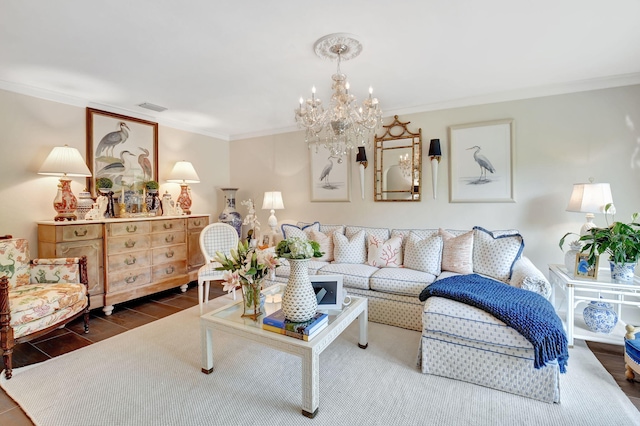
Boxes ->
[167,161,200,215]
[428,139,442,199]
[566,179,615,235]
[262,191,285,233]
[356,146,368,199]
[38,145,92,221]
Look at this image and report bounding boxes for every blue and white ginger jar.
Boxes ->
[583,298,618,334]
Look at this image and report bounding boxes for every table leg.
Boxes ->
[567,285,575,347]
[301,350,319,418]
[358,305,368,349]
[201,325,214,374]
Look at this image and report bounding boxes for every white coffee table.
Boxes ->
[200,283,368,418]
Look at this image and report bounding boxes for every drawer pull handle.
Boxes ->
[74,229,88,237]
[165,266,175,275]
[126,225,137,233]
[124,256,136,265]
[125,239,136,248]
[164,223,173,229]
[165,250,174,258]
[165,235,174,243]
[125,275,138,284]
[194,220,201,227]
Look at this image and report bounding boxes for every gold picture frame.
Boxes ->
[574,253,599,280]
[86,108,159,197]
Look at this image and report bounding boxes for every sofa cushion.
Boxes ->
[345,226,390,242]
[281,222,320,239]
[439,229,474,274]
[391,229,438,251]
[309,229,334,262]
[296,222,345,235]
[317,263,378,290]
[9,283,87,324]
[404,233,443,275]
[367,235,403,268]
[510,256,551,299]
[370,267,436,297]
[472,226,524,282]
[333,230,367,264]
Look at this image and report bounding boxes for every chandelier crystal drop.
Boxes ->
[295,34,382,159]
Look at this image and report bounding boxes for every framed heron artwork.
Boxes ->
[86,108,158,197]
[309,145,351,202]
[448,119,515,203]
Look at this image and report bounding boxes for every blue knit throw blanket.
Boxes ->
[419,274,568,373]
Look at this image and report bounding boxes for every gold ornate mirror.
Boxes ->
[374,115,422,201]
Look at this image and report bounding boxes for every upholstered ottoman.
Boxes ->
[419,296,561,403]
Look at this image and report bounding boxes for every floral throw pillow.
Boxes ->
[367,235,403,268]
[403,232,442,275]
[333,230,367,264]
[309,229,334,262]
[439,229,474,274]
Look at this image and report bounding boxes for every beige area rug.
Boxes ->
[2,295,640,426]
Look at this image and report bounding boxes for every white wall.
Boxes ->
[230,85,640,272]
[0,89,231,255]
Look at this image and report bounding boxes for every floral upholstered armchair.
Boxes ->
[0,236,90,379]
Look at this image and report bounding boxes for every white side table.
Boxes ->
[548,264,640,346]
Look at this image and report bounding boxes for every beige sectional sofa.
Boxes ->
[265,221,551,332]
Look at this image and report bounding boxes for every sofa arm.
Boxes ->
[510,256,551,299]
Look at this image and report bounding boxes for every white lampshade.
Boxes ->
[262,191,284,210]
[566,183,614,213]
[566,182,615,235]
[167,161,200,183]
[38,145,92,177]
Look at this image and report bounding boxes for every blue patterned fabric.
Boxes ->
[419,274,568,373]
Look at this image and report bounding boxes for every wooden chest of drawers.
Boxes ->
[38,214,209,315]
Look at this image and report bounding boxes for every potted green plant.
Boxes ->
[95,177,113,191]
[144,180,159,191]
[560,205,640,281]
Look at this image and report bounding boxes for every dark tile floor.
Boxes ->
[0,285,638,425]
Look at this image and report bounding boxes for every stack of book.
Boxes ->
[262,309,328,341]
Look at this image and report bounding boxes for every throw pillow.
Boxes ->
[403,233,443,275]
[472,226,524,282]
[439,229,474,274]
[309,229,334,262]
[333,229,367,264]
[367,235,403,268]
[281,222,320,240]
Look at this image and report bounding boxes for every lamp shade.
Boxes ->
[566,183,614,213]
[428,139,442,157]
[262,191,284,210]
[356,146,367,162]
[167,161,200,183]
[38,145,91,177]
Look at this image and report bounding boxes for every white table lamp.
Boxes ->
[566,180,615,235]
[262,191,284,233]
[167,161,200,215]
[38,145,92,221]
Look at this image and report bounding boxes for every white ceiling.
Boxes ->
[2,0,640,141]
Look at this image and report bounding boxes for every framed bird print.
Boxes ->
[86,108,158,197]
[309,145,351,202]
[448,119,515,203]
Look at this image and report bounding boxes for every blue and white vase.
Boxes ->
[218,188,242,237]
[610,261,636,282]
[583,298,618,334]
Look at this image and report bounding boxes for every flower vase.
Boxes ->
[218,187,242,237]
[282,259,318,322]
[146,189,162,215]
[241,281,264,321]
[583,297,618,333]
[610,262,636,282]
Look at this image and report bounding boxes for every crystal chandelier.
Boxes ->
[295,33,382,159]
